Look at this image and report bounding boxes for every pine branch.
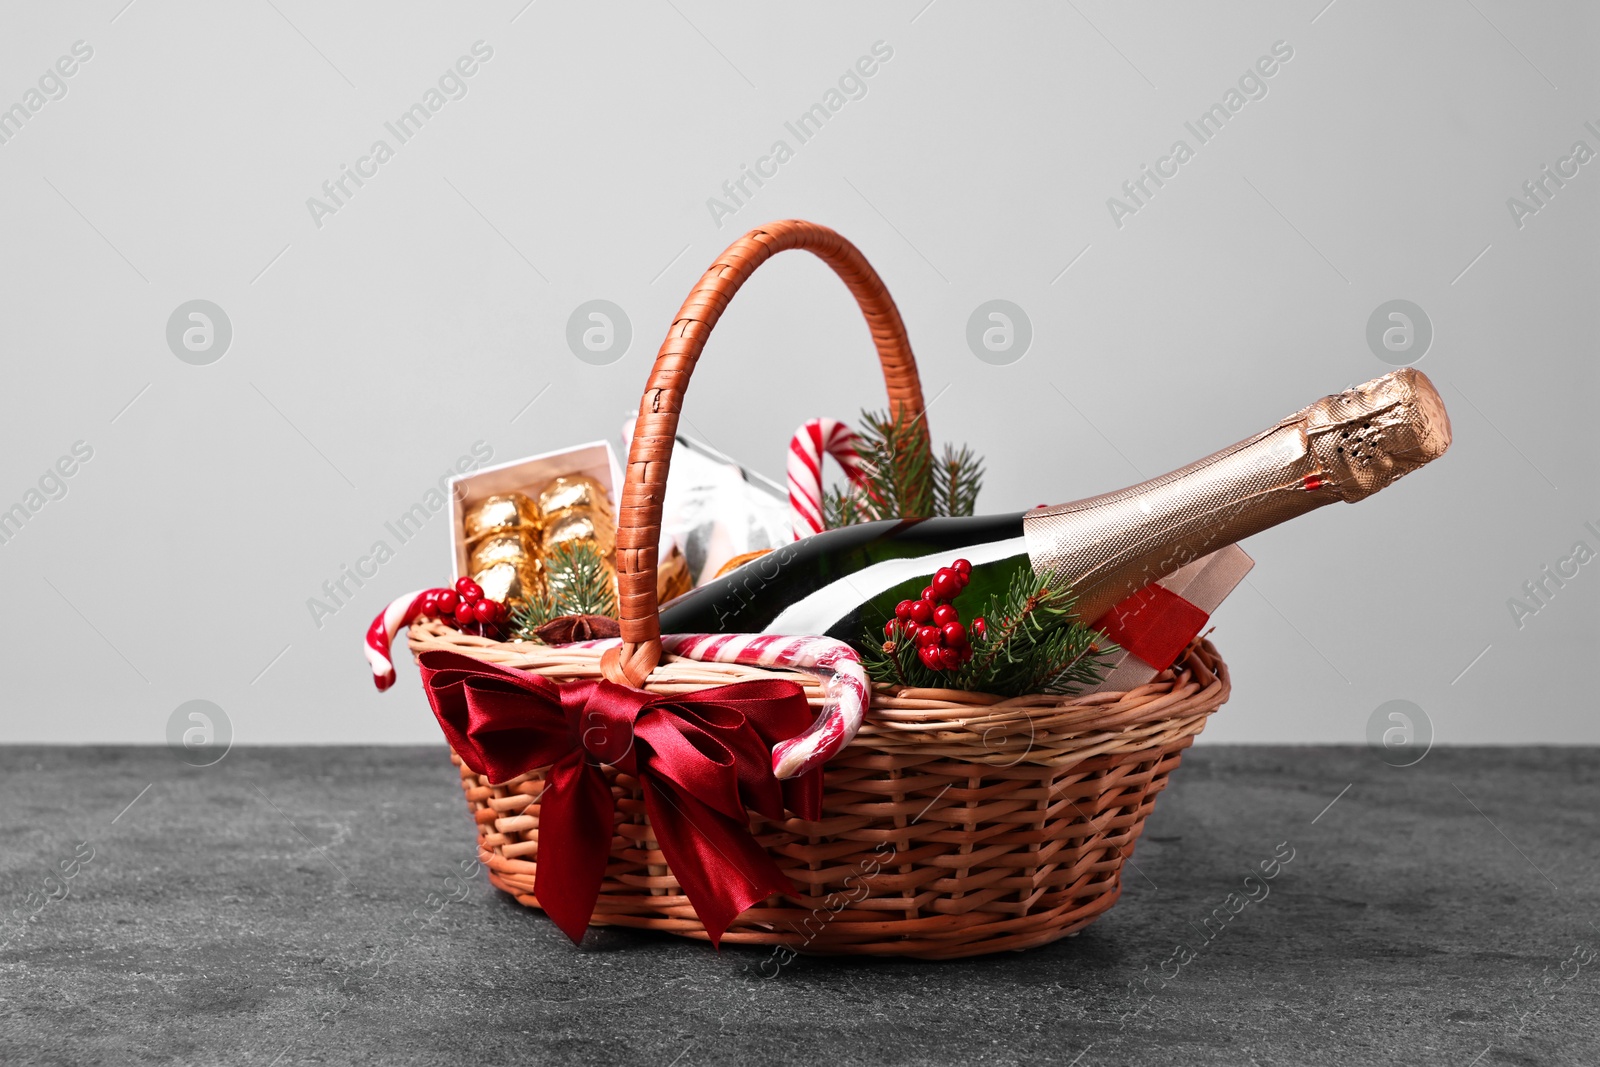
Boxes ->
[510,541,617,641]
[845,409,925,522]
[955,568,1116,697]
[826,408,982,528]
[1014,626,1108,695]
[821,484,863,530]
[544,541,617,619]
[933,443,984,518]
[889,408,935,518]
[956,567,1055,688]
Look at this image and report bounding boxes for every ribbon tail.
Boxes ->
[1094,583,1210,671]
[533,754,616,944]
[782,769,823,822]
[641,777,794,950]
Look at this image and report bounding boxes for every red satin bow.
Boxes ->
[416,650,822,947]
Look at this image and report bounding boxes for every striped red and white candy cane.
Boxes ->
[562,632,868,780]
[665,632,868,779]
[364,589,431,691]
[787,417,865,538]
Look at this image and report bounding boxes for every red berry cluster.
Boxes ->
[883,559,988,673]
[419,577,509,637]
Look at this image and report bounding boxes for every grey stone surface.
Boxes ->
[1,745,1596,1066]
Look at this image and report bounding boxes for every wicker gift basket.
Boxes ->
[407,220,1231,959]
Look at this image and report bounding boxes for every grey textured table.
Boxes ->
[2,746,1596,1066]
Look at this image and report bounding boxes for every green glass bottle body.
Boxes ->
[657,513,1030,642]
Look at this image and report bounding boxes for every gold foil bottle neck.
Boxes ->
[1022,367,1452,623]
[1300,367,1452,502]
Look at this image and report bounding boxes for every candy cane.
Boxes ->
[666,633,868,780]
[566,632,869,780]
[364,589,431,691]
[787,417,865,538]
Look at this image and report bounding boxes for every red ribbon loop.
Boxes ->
[416,650,822,947]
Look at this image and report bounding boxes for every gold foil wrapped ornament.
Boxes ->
[536,475,612,520]
[536,473,617,558]
[468,529,543,607]
[462,492,543,607]
[542,509,616,558]
[470,528,539,572]
[472,560,542,606]
[463,492,540,544]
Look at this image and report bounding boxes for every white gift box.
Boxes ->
[445,440,622,581]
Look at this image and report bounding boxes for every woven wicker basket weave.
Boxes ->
[410,220,1232,959]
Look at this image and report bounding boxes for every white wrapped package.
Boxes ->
[620,415,792,585]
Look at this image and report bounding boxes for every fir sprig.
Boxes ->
[820,483,863,531]
[825,408,984,527]
[966,568,1111,696]
[860,623,941,690]
[860,568,1116,698]
[510,541,617,640]
[933,443,984,519]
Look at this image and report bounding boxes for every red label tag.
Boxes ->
[1093,584,1211,671]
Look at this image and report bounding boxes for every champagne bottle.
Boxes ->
[658,368,1452,642]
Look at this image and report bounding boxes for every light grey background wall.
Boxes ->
[1,1,1593,747]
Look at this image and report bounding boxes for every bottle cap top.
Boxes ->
[1302,368,1452,501]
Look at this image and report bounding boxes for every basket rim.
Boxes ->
[406,617,1230,761]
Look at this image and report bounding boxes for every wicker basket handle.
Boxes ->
[602,220,926,687]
